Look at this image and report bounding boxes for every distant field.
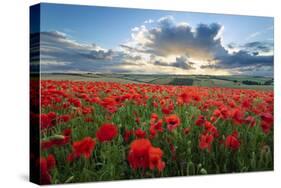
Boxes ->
[41,73,273,90]
[41,73,141,84]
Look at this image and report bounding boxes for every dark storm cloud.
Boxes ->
[201,50,273,71]
[200,49,273,76]
[173,56,195,70]
[227,43,236,49]
[200,64,221,69]
[242,41,273,53]
[80,49,114,60]
[154,56,195,70]
[214,50,273,68]
[120,53,144,65]
[40,31,114,61]
[235,64,273,77]
[38,31,118,72]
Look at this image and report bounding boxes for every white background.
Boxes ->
[0,0,280,187]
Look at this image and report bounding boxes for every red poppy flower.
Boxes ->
[153,120,164,132]
[220,107,230,119]
[66,153,76,163]
[192,94,201,102]
[165,114,181,131]
[128,139,152,170]
[101,97,118,113]
[46,154,56,169]
[213,109,221,118]
[135,117,141,124]
[82,106,93,115]
[152,101,159,108]
[40,114,53,130]
[244,116,256,127]
[149,126,157,139]
[57,114,71,123]
[40,154,56,184]
[96,123,118,142]
[41,128,72,150]
[71,137,96,159]
[178,92,191,104]
[242,99,251,108]
[47,112,57,120]
[148,147,165,172]
[41,140,54,150]
[150,113,159,125]
[261,121,272,134]
[161,103,174,114]
[199,133,214,151]
[123,129,133,142]
[210,116,217,123]
[225,132,240,150]
[183,127,191,135]
[135,128,146,138]
[204,121,219,137]
[232,108,244,125]
[63,128,72,137]
[260,112,273,124]
[195,115,205,126]
[40,171,51,185]
[40,157,48,175]
[260,112,273,134]
[68,97,82,107]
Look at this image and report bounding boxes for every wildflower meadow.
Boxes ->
[33,80,273,184]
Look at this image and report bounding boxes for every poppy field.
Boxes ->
[35,80,273,184]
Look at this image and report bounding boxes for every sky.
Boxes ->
[32,3,274,76]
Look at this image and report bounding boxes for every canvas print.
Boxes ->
[30,3,274,185]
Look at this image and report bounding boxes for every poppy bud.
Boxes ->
[187,161,195,175]
[250,152,256,169]
[65,176,74,183]
[49,135,65,140]
[197,163,202,173]
[200,168,207,175]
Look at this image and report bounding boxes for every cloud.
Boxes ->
[200,64,221,69]
[153,56,195,70]
[36,31,118,72]
[246,25,274,41]
[81,49,114,60]
[230,64,273,77]
[142,16,224,59]
[213,50,273,68]
[144,19,154,24]
[121,16,226,63]
[227,43,236,49]
[121,16,273,75]
[173,56,195,69]
[242,41,273,53]
[40,31,114,61]
[246,32,261,41]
